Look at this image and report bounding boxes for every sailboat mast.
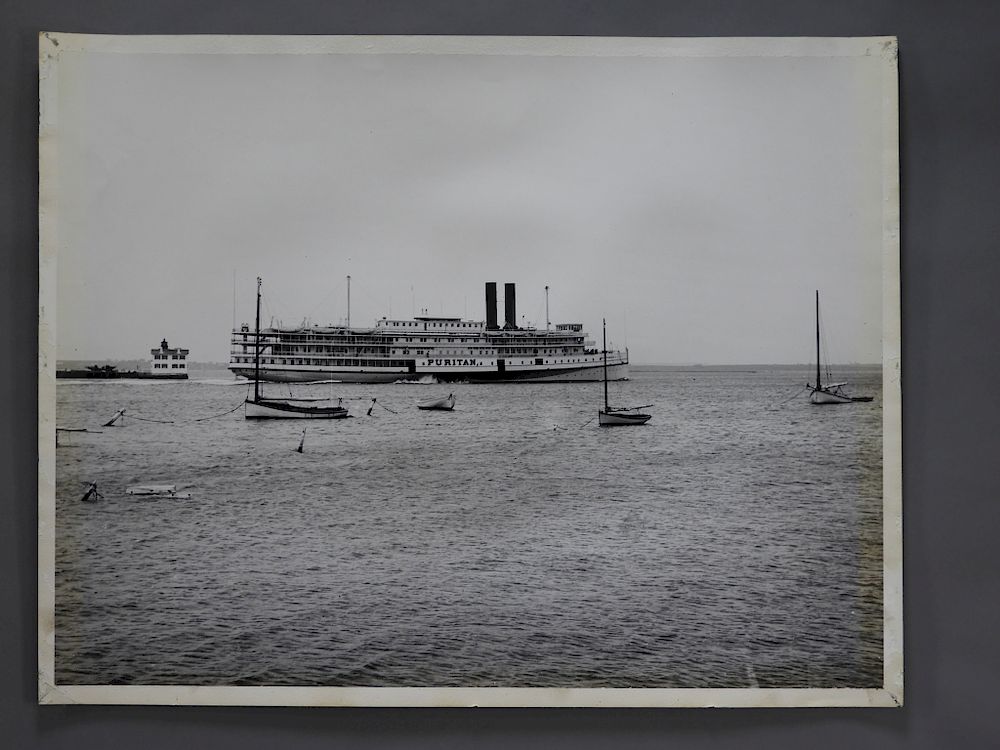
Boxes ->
[254,276,262,402]
[815,290,821,390]
[603,317,609,411]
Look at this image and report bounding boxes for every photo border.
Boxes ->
[37,33,901,708]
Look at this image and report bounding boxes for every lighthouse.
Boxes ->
[149,338,189,378]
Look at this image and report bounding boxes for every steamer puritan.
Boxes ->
[228,282,631,384]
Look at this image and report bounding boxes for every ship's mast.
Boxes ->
[347,275,351,329]
[815,290,821,390]
[602,317,609,412]
[545,285,550,332]
[254,276,261,402]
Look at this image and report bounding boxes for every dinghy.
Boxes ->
[417,393,456,411]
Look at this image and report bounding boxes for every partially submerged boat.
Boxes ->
[245,278,350,420]
[598,319,651,426]
[417,393,456,411]
[126,484,192,499]
[807,290,874,404]
[55,427,103,446]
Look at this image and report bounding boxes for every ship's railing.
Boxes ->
[228,345,616,360]
[228,349,629,368]
[229,334,588,350]
[229,339,594,357]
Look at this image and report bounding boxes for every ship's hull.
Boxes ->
[598,410,652,426]
[809,388,852,405]
[231,361,630,384]
[244,399,350,419]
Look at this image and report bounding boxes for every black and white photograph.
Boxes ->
[38,34,901,707]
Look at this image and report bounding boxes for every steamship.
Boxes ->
[228,282,631,384]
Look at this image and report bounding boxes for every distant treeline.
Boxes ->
[631,363,883,370]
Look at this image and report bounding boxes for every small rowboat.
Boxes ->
[417,393,456,411]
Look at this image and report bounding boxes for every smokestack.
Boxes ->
[504,282,517,330]
[485,282,499,330]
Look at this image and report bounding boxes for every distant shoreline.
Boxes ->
[56,360,229,372]
[631,363,883,371]
[55,361,883,374]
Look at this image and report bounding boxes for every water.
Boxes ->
[54,366,883,688]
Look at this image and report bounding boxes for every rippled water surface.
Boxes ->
[54,367,883,687]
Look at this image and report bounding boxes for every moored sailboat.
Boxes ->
[245,278,350,420]
[807,290,873,405]
[598,318,651,426]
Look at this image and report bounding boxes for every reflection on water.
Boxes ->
[54,366,883,687]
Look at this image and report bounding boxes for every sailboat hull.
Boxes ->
[809,388,852,405]
[245,399,349,419]
[599,410,652,426]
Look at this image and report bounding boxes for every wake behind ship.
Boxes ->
[229,282,631,384]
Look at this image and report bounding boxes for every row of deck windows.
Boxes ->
[384,321,481,328]
[234,347,584,362]
[234,357,413,368]
[238,345,582,357]
[236,333,581,346]
[230,356,598,367]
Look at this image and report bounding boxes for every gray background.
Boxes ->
[3,1,998,748]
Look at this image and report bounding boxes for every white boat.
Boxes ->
[809,386,852,404]
[229,281,632,384]
[807,290,874,405]
[417,393,456,411]
[598,318,651,426]
[245,278,350,420]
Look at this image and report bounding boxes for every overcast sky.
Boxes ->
[53,40,891,364]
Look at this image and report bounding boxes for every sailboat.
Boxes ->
[807,290,874,405]
[245,277,350,419]
[598,318,651,426]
